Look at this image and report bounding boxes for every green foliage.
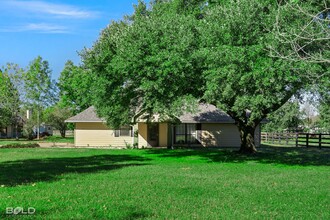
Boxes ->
[199,1,321,124]
[24,56,57,139]
[81,0,325,152]
[0,66,21,128]
[43,105,73,137]
[318,101,330,133]
[317,68,330,133]
[57,60,93,113]
[262,100,302,132]
[25,56,56,106]
[82,0,203,128]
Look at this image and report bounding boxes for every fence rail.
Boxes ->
[261,132,330,148]
[261,132,297,146]
[296,133,330,148]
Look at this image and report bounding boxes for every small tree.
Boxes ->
[24,56,56,139]
[44,105,73,138]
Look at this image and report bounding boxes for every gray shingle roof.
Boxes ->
[65,106,104,123]
[65,104,267,123]
[178,104,235,123]
[66,104,237,123]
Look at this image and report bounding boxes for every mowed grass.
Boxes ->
[0,146,329,219]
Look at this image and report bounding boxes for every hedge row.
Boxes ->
[0,143,40,149]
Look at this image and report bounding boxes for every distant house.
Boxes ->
[27,110,53,136]
[66,104,262,148]
[0,110,54,138]
[33,123,53,136]
[0,115,24,138]
[0,125,21,138]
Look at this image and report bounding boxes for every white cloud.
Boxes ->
[0,23,70,33]
[23,23,69,33]
[6,1,99,19]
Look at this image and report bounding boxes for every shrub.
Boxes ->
[0,143,40,149]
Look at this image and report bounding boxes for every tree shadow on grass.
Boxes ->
[146,146,330,166]
[0,154,151,187]
[119,207,153,220]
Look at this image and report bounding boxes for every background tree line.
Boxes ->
[0,56,93,139]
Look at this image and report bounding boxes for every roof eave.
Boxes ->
[179,120,235,124]
[65,120,105,123]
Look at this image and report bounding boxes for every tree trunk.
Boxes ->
[60,129,66,138]
[237,123,257,154]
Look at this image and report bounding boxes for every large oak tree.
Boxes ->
[82,0,326,153]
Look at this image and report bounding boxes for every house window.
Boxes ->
[174,123,201,144]
[114,126,132,137]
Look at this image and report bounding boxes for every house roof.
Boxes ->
[178,104,235,123]
[65,106,105,123]
[66,104,237,124]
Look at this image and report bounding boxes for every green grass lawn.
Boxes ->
[0,146,329,219]
[0,136,74,146]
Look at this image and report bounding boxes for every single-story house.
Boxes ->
[65,104,262,148]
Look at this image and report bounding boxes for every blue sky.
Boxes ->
[0,0,141,79]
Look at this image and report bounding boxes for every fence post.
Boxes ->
[286,133,289,145]
[278,132,281,144]
[306,133,309,148]
[319,134,322,149]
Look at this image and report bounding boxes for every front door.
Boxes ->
[148,123,159,147]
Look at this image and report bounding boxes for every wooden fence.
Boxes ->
[261,132,330,148]
[296,133,330,148]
